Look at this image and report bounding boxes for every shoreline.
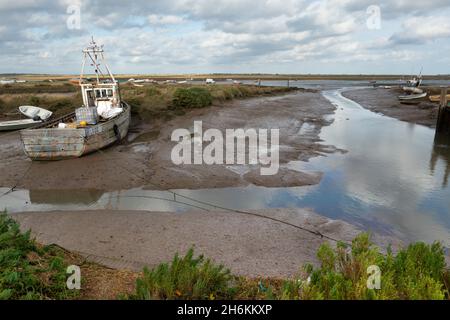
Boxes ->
[11,208,402,278]
[342,87,439,128]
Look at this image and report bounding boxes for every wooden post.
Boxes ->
[436,87,449,133]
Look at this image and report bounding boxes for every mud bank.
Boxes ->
[0,91,337,191]
[11,209,401,277]
[342,88,438,128]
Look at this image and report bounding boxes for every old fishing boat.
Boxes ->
[20,39,130,160]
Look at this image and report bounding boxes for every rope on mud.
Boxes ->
[88,143,350,244]
[0,160,34,199]
[48,242,148,270]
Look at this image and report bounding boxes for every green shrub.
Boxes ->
[28,96,40,106]
[276,233,449,300]
[129,248,234,300]
[172,87,212,109]
[0,213,76,300]
[146,87,160,97]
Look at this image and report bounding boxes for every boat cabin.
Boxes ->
[81,83,120,110]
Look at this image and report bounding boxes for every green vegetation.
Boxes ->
[0,213,77,300]
[0,83,77,95]
[172,87,213,109]
[0,82,295,122]
[128,247,235,300]
[125,235,449,300]
[1,212,448,300]
[121,83,294,121]
[270,234,450,300]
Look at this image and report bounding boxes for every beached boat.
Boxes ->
[398,92,427,101]
[19,105,52,121]
[20,39,130,161]
[0,119,42,131]
[429,94,450,102]
[402,87,423,94]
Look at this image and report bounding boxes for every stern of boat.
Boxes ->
[20,128,86,160]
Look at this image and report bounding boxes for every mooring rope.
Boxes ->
[89,141,349,245]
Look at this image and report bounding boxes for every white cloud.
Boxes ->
[0,0,449,74]
[148,14,185,25]
[390,16,450,45]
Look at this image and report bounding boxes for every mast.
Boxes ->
[80,37,116,84]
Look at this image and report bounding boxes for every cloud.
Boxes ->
[389,16,450,45]
[0,0,449,74]
[148,14,185,26]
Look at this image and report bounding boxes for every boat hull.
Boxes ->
[0,119,42,131]
[20,102,130,160]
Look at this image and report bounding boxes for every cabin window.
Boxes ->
[95,90,101,98]
[107,89,113,97]
[101,89,107,97]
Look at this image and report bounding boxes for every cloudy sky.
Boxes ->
[1,0,450,75]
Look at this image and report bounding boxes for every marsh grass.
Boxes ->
[0,213,77,300]
[0,82,294,122]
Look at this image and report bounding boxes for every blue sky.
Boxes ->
[1,0,450,75]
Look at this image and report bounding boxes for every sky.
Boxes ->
[1,0,450,75]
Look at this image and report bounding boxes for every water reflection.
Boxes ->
[430,133,450,188]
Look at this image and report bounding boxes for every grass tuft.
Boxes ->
[128,247,235,300]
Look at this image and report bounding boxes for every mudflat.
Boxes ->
[342,87,439,128]
[11,209,401,277]
[0,91,338,191]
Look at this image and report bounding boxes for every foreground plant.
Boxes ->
[0,213,76,300]
[275,233,450,300]
[128,247,235,300]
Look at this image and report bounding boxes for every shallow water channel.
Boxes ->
[2,87,450,246]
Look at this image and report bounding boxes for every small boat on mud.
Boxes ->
[402,87,423,94]
[19,105,52,121]
[429,94,450,102]
[398,92,427,101]
[20,39,130,160]
[0,119,42,131]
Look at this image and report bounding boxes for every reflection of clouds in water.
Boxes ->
[319,90,450,244]
[374,208,450,247]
